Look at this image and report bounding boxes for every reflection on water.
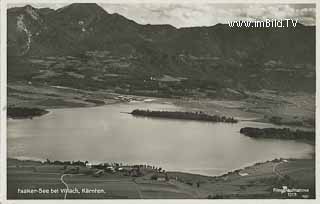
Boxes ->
[8,102,314,176]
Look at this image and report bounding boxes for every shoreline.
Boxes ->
[7,93,315,129]
[7,152,315,178]
[8,96,315,178]
[7,93,315,198]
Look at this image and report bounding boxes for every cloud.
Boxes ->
[101,3,316,27]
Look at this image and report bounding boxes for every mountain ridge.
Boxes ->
[8,3,315,61]
[7,3,316,93]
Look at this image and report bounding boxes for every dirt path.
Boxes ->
[60,174,72,199]
[132,179,143,198]
[273,162,284,179]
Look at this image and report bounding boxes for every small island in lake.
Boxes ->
[131,109,238,123]
[7,107,49,119]
[240,127,314,142]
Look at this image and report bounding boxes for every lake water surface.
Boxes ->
[8,102,314,176]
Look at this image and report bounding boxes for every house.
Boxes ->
[106,166,116,173]
[238,172,249,176]
[87,162,104,169]
[157,177,166,181]
[119,166,133,172]
[154,173,168,181]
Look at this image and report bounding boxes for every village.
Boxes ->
[43,159,171,182]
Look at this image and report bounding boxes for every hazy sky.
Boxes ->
[9,3,316,27]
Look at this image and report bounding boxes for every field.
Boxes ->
[7,158,315,199]
[173,90,315,128]
[8,55,315,129]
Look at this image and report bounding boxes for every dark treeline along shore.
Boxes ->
[7,107,49,119]
[131,109,238,123]
[240,127,315,142]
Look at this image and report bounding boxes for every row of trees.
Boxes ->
[45,159,87,166]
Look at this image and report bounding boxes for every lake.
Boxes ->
[7,101,314,176]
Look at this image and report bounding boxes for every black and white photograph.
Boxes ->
[5,0,317,200]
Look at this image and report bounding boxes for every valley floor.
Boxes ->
[8,82,315,129]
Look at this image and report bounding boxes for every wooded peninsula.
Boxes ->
[7,107,49,119]
[131,109,238,123]
[240,127,314,142]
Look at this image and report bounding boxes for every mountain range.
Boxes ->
[7,3,316,94]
